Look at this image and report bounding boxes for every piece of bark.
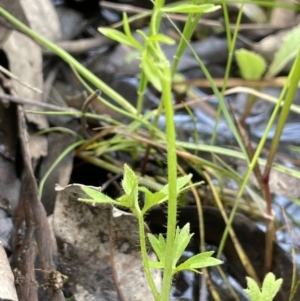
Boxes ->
[3,31,47,130]
[2,31,48,163]
[42,37,115,55]
[20,0,61,41]
[0,242,18,301]
[0,26,12,48]
[0,0,61,129]
[0,0,29,30]
[11,106,65,301]
[0,0,60,44]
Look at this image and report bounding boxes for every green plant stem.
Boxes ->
[240,91,260,125]
[137,215,160,301]
[136,0,165,118]
[136,72,148,116]
[36,126,82,138]
[160,68,178,301]
[153,0,165,33]
[262,50,300,181]
[211,0,244,145]
[221,0,232,46]
[222,1,244,95]
[0,8,136,115]
[39,140,85,197]
[140,0,168,173]
[145,4,179,300]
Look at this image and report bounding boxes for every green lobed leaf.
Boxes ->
[235,49,267,80]
[173,224,193,267]
[244,273,282,301]
[148,191,168,204]
[174,251,222,274]
[161,174,193,195]
[266,23,300,78]
[80,186,117,204]
[141,174,194,212]
[162,4,220,14]
[148,261,165,269]
[260,273,283,301]
[122,164,138,194]
[174,263,200,275]
[140,186,167,214]
[244,277,262,301]
[120,164,139,209]
[116,194,131,208]
[148,233,166,263]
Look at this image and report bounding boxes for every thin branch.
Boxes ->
[0,93,79,112]
[81,90,101,136]
[42,37,115,55]
[0,65,42,94]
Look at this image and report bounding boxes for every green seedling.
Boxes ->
[79,164,222,300]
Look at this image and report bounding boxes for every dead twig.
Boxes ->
[173,77,290,89]
[81,90,101,137]
[0,93,79,112]
[0,65,42,94]
[13,106,65,301]
[42,37,115,55]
